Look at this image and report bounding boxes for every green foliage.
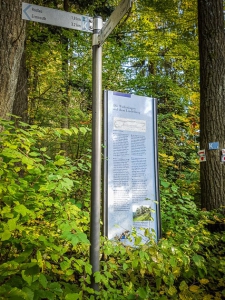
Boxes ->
[0,119,92,299]
[96,208,225,299]
[0,120,224,299]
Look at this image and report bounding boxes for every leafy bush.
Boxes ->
[0,120,224,299]
[96,209,225,300]
[0,120,92,299]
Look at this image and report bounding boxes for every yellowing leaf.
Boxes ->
[54,158,66,166]
[179,280,188,291]
[173,267,181,276]
[189,285,199,293]
[179,293,187,300]
[167,286,177,296]
[63,128,73,136]
[206,220,215,224]
[203,295,213,300]
[140,268,145,277]
[199,278,209,285]
[27,164,34,170]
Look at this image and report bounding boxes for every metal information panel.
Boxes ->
[104,91,161,245]
[22,2,92,32]
[98,0,132,45]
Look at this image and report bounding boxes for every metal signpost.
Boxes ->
[90,16,102,291]
[22,0,132,290]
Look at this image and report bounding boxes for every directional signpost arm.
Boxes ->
[98,0,132,46]
[22,2,92,32]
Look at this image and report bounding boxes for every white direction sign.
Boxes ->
[22,2,93,32]
[98,0,132,45]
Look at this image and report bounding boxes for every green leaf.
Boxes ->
[14,204,29,216]
[22,156,34,166]
[60,260,71,271]
[71,235,79,246]
[85,263,92,275]
[94,271,102,283]
[14,248,33,263]
[5,287,29,299]
[22,270,33,286]
[2,148,21,158]
[39,273,48,288]
[66,269,74,276]
[79,127,87,135]
[156,277,161,290]
[161,181,170,188]
[24,264,39,276]
[8,218,17,231]
[29,151,40,157]
[132,259,138,268]
[77,232,89,244]
[192,254,205,269]
[62,178,73,189]
[1,230,11,241]
[0,261,20,276]
[36,250,42,262]
[22,287,34,300]
[71,127,79,135]
[48,282,62,296]
[41,291,55,300]
[65,293,81,300]
[137,287,147,299]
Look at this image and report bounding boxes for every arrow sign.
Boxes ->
[22,2,93,32]
[98,0,132,46]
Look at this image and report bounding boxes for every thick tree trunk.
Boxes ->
[198,0,225,210]
[0,0,26,120]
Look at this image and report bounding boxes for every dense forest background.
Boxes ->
[0,0,225,299]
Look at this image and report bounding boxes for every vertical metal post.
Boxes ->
[90,16,102,291]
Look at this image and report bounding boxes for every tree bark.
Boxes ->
[0,0,26,120]
[12,50,28,122]
[198,0,225,210]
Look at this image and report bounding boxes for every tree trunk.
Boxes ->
[0,0,26,120]
[198,0,225,210]
[12,50,28,122]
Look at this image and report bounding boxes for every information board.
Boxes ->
[104,91,161,244]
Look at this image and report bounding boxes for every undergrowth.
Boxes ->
[0,120,224,299]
